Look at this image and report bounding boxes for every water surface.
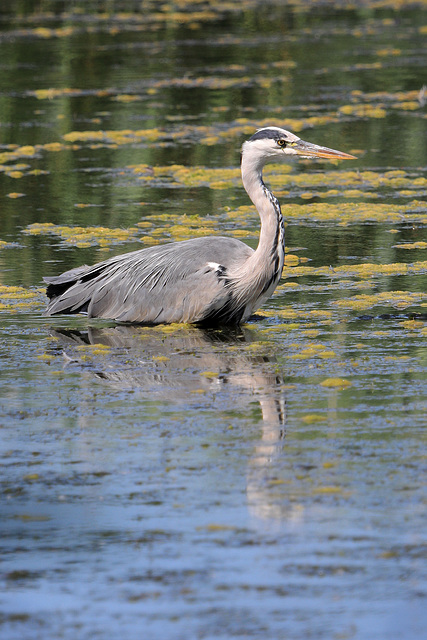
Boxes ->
[0,2,426,639]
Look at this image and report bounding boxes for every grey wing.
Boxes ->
[44,236,253,324]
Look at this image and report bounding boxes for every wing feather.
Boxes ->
[44,236,253,324]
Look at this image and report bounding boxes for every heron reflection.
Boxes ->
[52,323,288,520]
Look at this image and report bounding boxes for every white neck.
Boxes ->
[241,152,283,260]
[228,150,285,316]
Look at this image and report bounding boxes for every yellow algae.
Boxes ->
[320,378,351,389]
[59,115,340,151]
[6,170,24,179]
[267,479,289,486]
[283,323,300,330]
[198,524,239,532]
[346,88,424,106]
[226,200,426,226]
[401,320,425,330]
[322,462,335,469]
[301,414,327,424]
[263,322,299,332]
[0,240,15,250]
[308,310,333,318]
[301,330,321,337]
[0,142,71,167]
[28,169,49,176]
[376,48,401,56]
[152,323,188,334]
[43,142,70,152]
[290,345,336,360]
[83,343,111,351]
[13,302,36,309]
[23,473,40,481]
[284,254,300,266]
[31,88,88,100]
[332,291,426,311]
[23,223,138,247]
[393,241,427,250]
[338,104,387,118]
[230,229,256,238]
[275,308,300,319]
[242,342,270,353]
[0,291,38,300]
[18,145,36,157]
[313,486,348,495]
[300,192,316,199]
[0,285,28,294]
[168,225,218,240]
[0,286,41,313]
[152,355,170,362]
[112,94,143,102]
[317,350,337,359]
[303,343,330,352]
[284,260,427,281]
[200,371,219,378]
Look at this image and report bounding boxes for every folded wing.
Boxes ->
[44,236,253,324]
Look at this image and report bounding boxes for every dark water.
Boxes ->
[0,2,426,639]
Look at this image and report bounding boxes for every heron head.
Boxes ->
[242,126,356,164]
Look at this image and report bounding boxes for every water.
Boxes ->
[0,2,426,639]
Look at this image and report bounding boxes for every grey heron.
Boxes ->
[44,127,355,325]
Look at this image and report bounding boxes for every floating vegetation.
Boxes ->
[0,142,74,168]
[0,285,44,313]
[320,378,352,389]
[123,164,427,202]
[331,291,427,311]
[23,223,140,248]
[289,344,337,360]
[341,88,427,113]
[281,260,427,282]
[6,192,25,199]
[393,241,427,250]
[339,104,387,118]
[0,240,15,249]
[62,118,338,148]
[228,201,426,225]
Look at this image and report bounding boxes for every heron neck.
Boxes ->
[241,155,285,264]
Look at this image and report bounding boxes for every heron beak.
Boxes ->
[292,139,357,160]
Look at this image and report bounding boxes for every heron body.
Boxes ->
[44,127,355,325]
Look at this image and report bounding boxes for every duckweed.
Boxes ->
[332,291,427,311]
[0,285,44,314]
[320,378,352,388]
[23,223,139,247]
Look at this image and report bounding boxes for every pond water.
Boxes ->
[0,2,426,639]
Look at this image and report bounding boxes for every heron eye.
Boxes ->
[277,139,287,148]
